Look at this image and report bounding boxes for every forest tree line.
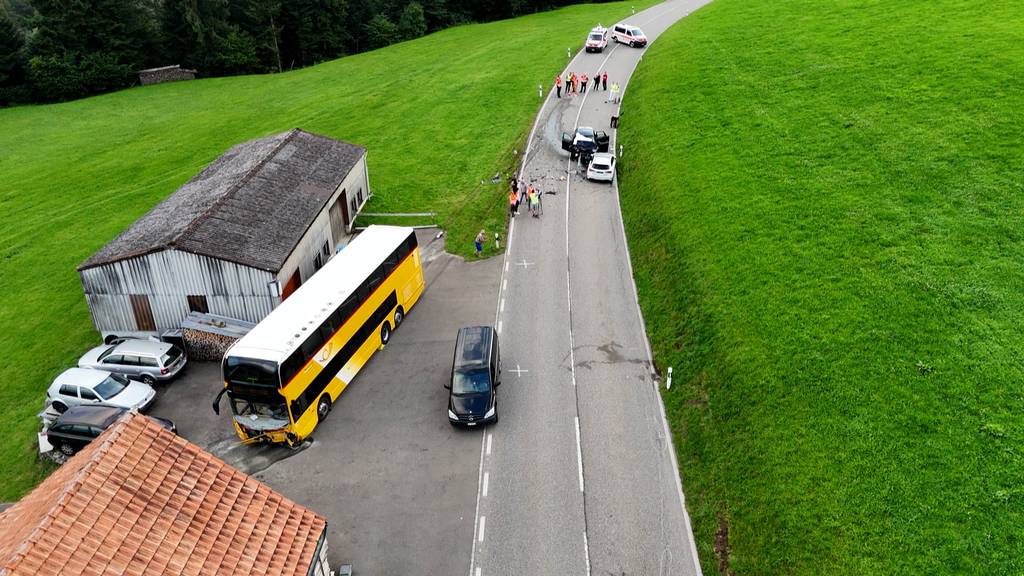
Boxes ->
[0,0,608,105]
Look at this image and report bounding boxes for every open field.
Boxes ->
[619,0,1024,573]
[0,0,655,500]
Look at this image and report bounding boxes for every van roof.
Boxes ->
[454,326,493,368]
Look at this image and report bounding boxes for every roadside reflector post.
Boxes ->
[567,47,571,58]
[666,366,673,390]
[619,144,624,158]
[494,232,501,250]
[539,84,543,98]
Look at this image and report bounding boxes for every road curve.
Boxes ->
[469,1,713,574]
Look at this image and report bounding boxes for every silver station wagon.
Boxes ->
[78,338,187,385]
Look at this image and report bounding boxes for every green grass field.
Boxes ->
[0,0,655,500]
[619,0,1024,573]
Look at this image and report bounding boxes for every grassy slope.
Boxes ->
[0,0,655,500]
[619,1,1023,573]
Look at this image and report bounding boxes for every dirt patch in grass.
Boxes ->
[714,513,736,576]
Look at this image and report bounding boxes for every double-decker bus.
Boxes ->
[213,225,425,445]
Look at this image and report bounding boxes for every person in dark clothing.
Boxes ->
[602,72,608,91]
[594,73,601,91]
[555,75,562,98]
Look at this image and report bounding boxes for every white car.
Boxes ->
[612,23,648,47]
[587,153,616,182]
[46,368,156,413]
[585,26,608,52]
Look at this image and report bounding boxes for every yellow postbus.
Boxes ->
[213,225,425,445]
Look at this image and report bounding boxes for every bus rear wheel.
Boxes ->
[317,395,332,421]
[380,322,392,346]
[394,307,405,327]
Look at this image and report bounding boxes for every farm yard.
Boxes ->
[619,0,1024,574]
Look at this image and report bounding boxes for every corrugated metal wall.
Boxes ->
[80,250,277,334]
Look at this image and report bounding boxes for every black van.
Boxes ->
[446,326,500,426]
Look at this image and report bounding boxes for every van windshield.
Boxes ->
[452,368,490,395]
[589,33,603,41]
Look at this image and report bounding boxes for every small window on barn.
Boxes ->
[187,295,209,314]
[313,251,325,272]
[350,195,357,217]
[322,241,330,258]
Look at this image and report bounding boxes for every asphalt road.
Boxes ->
[470,1,711,574]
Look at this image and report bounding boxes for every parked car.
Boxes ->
[561,126,610,165]
[585,26,608,52]
[46,368,156,413]
[78,338,187,385]
[446,326,501,426]
[46,405,175,456]
[612,23,648,47]
[587,153,617,182]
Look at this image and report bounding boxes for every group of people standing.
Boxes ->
[508,176,542,219]
[556,71,608,98]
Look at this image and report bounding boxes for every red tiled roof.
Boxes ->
[0,413,326,576]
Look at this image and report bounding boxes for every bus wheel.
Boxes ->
[380,322,392,346]
[317,395,332,421]
[394,307,405,327]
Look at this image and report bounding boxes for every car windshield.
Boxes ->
[96,346,114,362]
[452,368,490,395]
[94,374,129,400]
[589,33,603,40]
[592,162,610,170]
[631,28,643,36]
[577,127,595,139]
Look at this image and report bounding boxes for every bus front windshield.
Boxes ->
[227,382,289,429]
[452,368,490,395]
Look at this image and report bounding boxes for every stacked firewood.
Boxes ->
[183,328,238,361]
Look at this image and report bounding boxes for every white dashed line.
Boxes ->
[478,516,486,542]
[500,298,505,314]
[574,416,584,493]
[583,530,592,576]
[502,278,507,292]
[486,433,493,456]
[496,320,502,334]
[483,472,490,498]
[475,568,481,576]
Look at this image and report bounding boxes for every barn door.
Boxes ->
[129,295,156,331]
[329,196,345,246]
[281,270,302,300]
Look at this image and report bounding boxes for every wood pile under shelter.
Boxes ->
[181,312,255,361]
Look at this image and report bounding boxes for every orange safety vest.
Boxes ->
[509,191,518,205]
[555,76,562,86]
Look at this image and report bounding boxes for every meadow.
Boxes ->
[0,0,654,499]
[619,0,1024,573]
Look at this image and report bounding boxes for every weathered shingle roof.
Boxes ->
[0,413,327,576]
[79,128,366,272]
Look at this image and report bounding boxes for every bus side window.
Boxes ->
[281,353,302,386]
[301,331,325,363]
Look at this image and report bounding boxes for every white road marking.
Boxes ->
[504,260,509,273]
[500,298,505,313]
[496,320,502,334]
[510,365,529,377]
[583,530,592,576]
[574,416,585,493]
[483,472,490,498]
[475,568,481,576]
[515,259,535,268]
[478,516,486,542]
[468,429,487,576]
[502,278,507,292]
[486,433,493,456]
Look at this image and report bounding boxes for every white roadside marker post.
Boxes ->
[666,366,673,390]
[494,232,500,250]
[539,84,543,98]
